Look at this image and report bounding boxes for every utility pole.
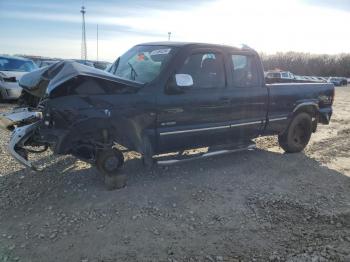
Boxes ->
[168,32,171,41]
[97,24,99,62]
[80,5,87,61]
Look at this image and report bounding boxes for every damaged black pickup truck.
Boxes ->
[0,42,334,189]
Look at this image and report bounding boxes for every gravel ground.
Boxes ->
[0,87,349,262]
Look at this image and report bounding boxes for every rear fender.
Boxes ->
[293,102,332,125]
[293,102,318,117]
[278,102,319,135]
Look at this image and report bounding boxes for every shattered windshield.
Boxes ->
[111,45,176,84]
[0,57,38,72]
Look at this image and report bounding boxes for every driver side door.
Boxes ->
[156,49,233,153]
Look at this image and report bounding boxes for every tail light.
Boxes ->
[330,87,335,105]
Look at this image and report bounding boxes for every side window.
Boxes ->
[108,60,118,74]
[178,53,225,89]
[281,72,289,78]
[266,72,280,78]
[231,55,259,88]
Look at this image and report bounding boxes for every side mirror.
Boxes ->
[166,74,193,95]
[175,74,193,87]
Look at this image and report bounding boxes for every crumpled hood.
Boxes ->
[19,61,138,98]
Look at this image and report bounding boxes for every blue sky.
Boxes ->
[1,0,350,61]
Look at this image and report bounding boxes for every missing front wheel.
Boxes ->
[95,148,126,190]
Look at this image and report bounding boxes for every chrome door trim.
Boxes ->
[269,117,288,122]
[159,125,230,136]
[230,120,262,127]
[159,120,265,136]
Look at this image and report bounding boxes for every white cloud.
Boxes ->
[1,0,350,60]
[103,0,349,54]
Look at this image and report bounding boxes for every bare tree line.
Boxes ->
[260,52,350,77]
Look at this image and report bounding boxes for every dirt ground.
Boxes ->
[0,86,349,262]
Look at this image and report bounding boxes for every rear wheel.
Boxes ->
[96,148,126,190]
[278,112,312,153]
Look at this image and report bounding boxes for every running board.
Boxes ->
[156,144,256,165]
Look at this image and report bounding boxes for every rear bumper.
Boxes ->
[329,82,341,86]
[318,107,332,124]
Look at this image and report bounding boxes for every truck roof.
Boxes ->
[138,41,257,53]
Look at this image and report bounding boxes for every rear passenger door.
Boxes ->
[225,53,268,141]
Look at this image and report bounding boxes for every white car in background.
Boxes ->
[0,55,38,101]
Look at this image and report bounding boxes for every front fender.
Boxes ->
[51,115,153,156]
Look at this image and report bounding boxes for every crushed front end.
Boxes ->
[0,60,137,173]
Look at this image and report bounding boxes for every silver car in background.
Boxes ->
[0,55,38,101]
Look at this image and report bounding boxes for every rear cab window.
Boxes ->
[267,72,281,78]
[281,72,289,78]
[230,54,260,88]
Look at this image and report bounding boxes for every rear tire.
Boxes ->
[278,112,312,153]
[96,149,126,190]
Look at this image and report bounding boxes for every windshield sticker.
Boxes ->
[150,48,171,56]
[137,53,145,61]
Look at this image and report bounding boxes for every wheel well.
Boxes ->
[293,105,318,132]
[294,105,317,118]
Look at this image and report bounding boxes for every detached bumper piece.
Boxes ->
[8,122,44,171]
[0,108,43,170]
[0,108,42,130]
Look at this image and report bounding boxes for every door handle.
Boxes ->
[219,97,231,103]
[165,108,184,113]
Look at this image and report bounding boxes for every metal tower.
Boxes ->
[96,24,99,61]
[80,5,87,60]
